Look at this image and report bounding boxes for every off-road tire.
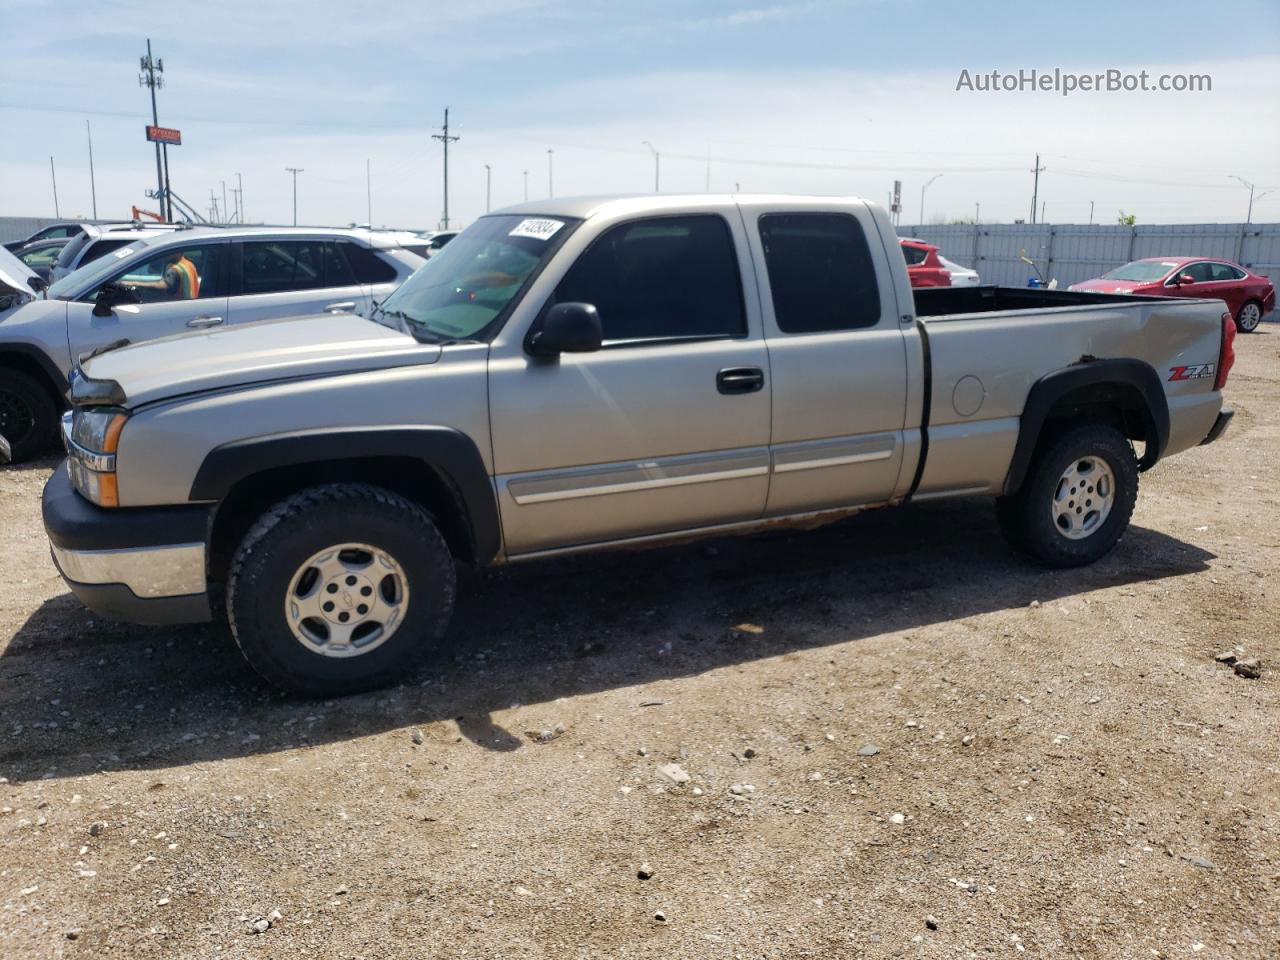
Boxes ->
[227,483,456,697]
[996,423,1138,568]
[0,369,58,463]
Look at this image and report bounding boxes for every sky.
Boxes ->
[1,0,1278,229]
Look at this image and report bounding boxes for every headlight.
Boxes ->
[66,408,128,507]
[71,408,127,455]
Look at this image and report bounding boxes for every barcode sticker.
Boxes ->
[508,218,564,241]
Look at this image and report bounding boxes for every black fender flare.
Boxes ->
[189,426,501,563]
[1003,358,1170,496]
[0,343,70,394]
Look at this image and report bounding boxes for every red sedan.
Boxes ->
[1070,257,1275,333]
[900,238,951,288]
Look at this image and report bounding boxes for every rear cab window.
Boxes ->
[759,213,882,333]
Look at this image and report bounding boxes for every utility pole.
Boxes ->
[285,167,303,225]
[642,140,659,192]
[366,159,372,226]
[1029,152,1045,224]
[139,39,167,220]
[1089,200,1095,225]
[974,202,980,224]
[1228,175,1256,223]
[210,189,219,224]
[231,184,242,223]
[920,173,942,225]
[547,149,554,198]
[484,164,491,213]
[1040,200,1046,224]
[222,180,228,223]
[523,170,528,202]
[431,108,460,229]
[86,120,98,219]
[237,172,244,223]
[49,156,60,217]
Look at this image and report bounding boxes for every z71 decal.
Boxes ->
[1168,364,1215,381]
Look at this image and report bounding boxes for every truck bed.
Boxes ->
[914,285,1159,317]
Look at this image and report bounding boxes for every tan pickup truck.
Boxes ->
[42,195,1235,696]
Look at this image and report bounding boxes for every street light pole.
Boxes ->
[237,172,244,223]
[49,156,60,217]
[523,170,528,202]
[920,174,942,225]
[641,140,659,192]
[547,149,554,198]
[285,167,303,226]
[484,163,491,213]
[85,120,98,219]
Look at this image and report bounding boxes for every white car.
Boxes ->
[49,223,180,283]
[939,255,981,286]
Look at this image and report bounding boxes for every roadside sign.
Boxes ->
[146,125,182,145]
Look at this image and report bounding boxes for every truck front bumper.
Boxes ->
[1200,407,1234,446]
[42,462,213,625]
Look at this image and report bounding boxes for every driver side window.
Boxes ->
[90,245,223,304]
[1183,262,1214,283]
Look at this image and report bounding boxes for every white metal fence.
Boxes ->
[895,222,1280,288]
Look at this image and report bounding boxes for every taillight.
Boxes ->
[1213,310,1235,391]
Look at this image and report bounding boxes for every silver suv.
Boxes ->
[0,226,424,461]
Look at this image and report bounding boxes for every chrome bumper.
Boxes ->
[50,541,206,598]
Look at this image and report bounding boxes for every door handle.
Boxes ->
[716,366,765,395]
[187,315,224,329]
[325,301,357,312]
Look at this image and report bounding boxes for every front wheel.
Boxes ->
[227,484,456,697]
[0,369,59,463]
[996,423,1138,568]
[1235,300,1263,333]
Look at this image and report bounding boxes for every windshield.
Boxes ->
[377,214,575,341]
[1102,260,1177,283]
[47,242,142,299]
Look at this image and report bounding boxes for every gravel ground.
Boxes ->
[1,331,1276,959]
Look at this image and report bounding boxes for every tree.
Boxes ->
[1117,211,1137,226]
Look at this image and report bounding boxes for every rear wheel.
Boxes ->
[996,423,1138,567]
[1235,300,1263,333]
[227,483,456,697]
[0,369,59,463]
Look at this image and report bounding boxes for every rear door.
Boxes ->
[66,240,230,360]
[741,202,910,515]
[226,238,370,325]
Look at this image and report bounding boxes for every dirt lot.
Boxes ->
[1,333,1276,960]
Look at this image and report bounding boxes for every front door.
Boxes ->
[227,238,371,325]
[489,210,772,555]
[66,241,229,363]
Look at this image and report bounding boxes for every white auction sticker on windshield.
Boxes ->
[508,218,564,241]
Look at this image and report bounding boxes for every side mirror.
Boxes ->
[93,282,140,317]
[1176,273,1196,285]
[528,302,603,357]
[27,275,48,295]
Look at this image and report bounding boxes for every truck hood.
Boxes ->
[82,313,442,408]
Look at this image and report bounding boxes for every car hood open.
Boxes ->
[80,313,443,408]
[0,245,40,297]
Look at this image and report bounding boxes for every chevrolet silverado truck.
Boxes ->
[41,195,1236,696]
